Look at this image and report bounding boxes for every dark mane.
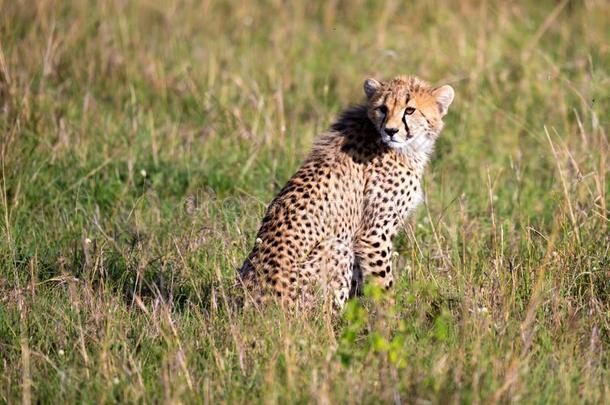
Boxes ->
[311,103,386,164]
[308,102,385,165]
[330,104,376,134]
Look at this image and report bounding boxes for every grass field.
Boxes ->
[1,0,609,403]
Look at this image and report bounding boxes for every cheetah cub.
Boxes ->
[239,76,454,311]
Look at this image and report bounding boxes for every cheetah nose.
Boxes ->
[384,127,399,137]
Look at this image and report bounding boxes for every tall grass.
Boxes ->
[1,0,609,402]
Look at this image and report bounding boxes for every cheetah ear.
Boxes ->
[363,78,382,99]
[432,85,454,117]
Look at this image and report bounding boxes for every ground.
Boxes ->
[0,0,609,403]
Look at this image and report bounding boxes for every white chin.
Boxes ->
[383,138,408,149]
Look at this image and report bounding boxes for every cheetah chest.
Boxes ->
[364,158,423,226]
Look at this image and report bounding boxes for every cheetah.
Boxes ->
[238,75,454,311]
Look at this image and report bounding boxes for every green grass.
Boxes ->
[1,0,609,403]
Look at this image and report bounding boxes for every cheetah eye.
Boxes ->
[404,107,416,115]
[376,105,388,115]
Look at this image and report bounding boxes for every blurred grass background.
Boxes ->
[0,0,609,403]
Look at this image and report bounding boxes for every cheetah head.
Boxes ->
[364,76,454,153]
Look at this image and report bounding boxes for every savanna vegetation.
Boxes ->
[1,0,609,403]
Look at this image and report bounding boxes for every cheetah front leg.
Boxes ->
[354,229,394,291]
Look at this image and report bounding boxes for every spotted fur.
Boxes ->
[238,75,454,311]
